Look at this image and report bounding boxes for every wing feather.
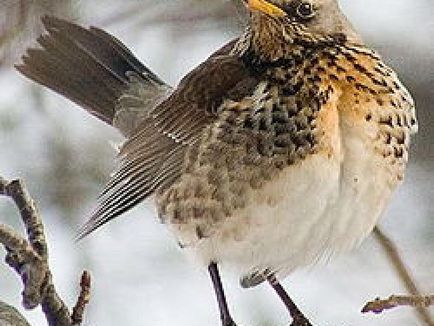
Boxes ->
[79,39,260,236]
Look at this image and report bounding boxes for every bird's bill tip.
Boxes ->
[243,0,286,17]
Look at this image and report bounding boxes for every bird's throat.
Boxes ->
[248,13,292,63]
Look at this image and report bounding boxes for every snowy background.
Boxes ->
[0,0,433,325]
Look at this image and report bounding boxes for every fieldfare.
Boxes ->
[16,0,418,324]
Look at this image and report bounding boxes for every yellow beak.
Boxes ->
[246,0,287,17]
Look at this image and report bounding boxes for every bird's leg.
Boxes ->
[208,263,237,326]
[267,275,312,326]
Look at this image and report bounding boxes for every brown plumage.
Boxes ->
[17,1,417,324]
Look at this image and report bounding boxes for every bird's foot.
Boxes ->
[267,275,314,326]
[222,317,237,326]
[290,315,313,326]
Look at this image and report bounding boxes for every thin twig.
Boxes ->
[362,295,434,314]
[372,227,434,325]
[71,271,92,325]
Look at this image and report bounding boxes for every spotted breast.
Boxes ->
[157,38,417,287]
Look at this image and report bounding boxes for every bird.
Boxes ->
[16,0,418,324]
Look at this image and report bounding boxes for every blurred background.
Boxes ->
[0,0,433,325]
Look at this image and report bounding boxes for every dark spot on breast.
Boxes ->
[309,75,322,84]
[346,75,356,83]
[385,133,392,145]
[275,121,296,135]
[329,74,339,81]
[369,88,378,95]
[353,63,369,74]
[196,226,205,239]
[336,65,346,74]
[372,78,388,87]
[396,114,404,127]
[258,116,270,131]
[390,99,399,109]
[274,136,292,148]
[306,133,316,148]
[258,138,274,157]
[282,81,303,96]
[365,114,372,121]
[317,66,326,74]
[379,116,394,128]
[355,83,369,92]
[292,133,309,148]
[397,132,406,145]
[173,208,180,221]
[374,66,390,77]
[293,54,304,65]
[333,33,347,43]
[342,51,356,62]
[327,59,336,68]
[394,147,404,158]
[310,57,319,66]
[272,112,288,124]
[244,116,254,129]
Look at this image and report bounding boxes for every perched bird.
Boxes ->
[16,0,418,324]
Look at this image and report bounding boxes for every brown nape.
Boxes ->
[307,0,363,44]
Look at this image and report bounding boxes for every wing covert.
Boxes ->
[78,39,260,237]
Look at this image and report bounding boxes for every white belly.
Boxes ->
[181,135,396,283]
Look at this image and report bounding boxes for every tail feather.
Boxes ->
[15,15,168,127]
[87,26,165,85]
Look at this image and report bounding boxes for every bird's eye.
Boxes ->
[296,2,315,19]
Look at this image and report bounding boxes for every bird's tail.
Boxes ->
[16,16,169,134]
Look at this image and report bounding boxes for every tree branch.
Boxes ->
[370,227,434,325]
[0,177,91,326]
[71,271,91,325]
[362,295,434,314]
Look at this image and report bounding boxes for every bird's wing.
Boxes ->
[78,40,260,238]
[111,39,242,136]
[147,47,255,144]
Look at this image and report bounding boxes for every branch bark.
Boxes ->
[0,177,91,326]
[0,300,31,326]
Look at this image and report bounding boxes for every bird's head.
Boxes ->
[236,0,362,63]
